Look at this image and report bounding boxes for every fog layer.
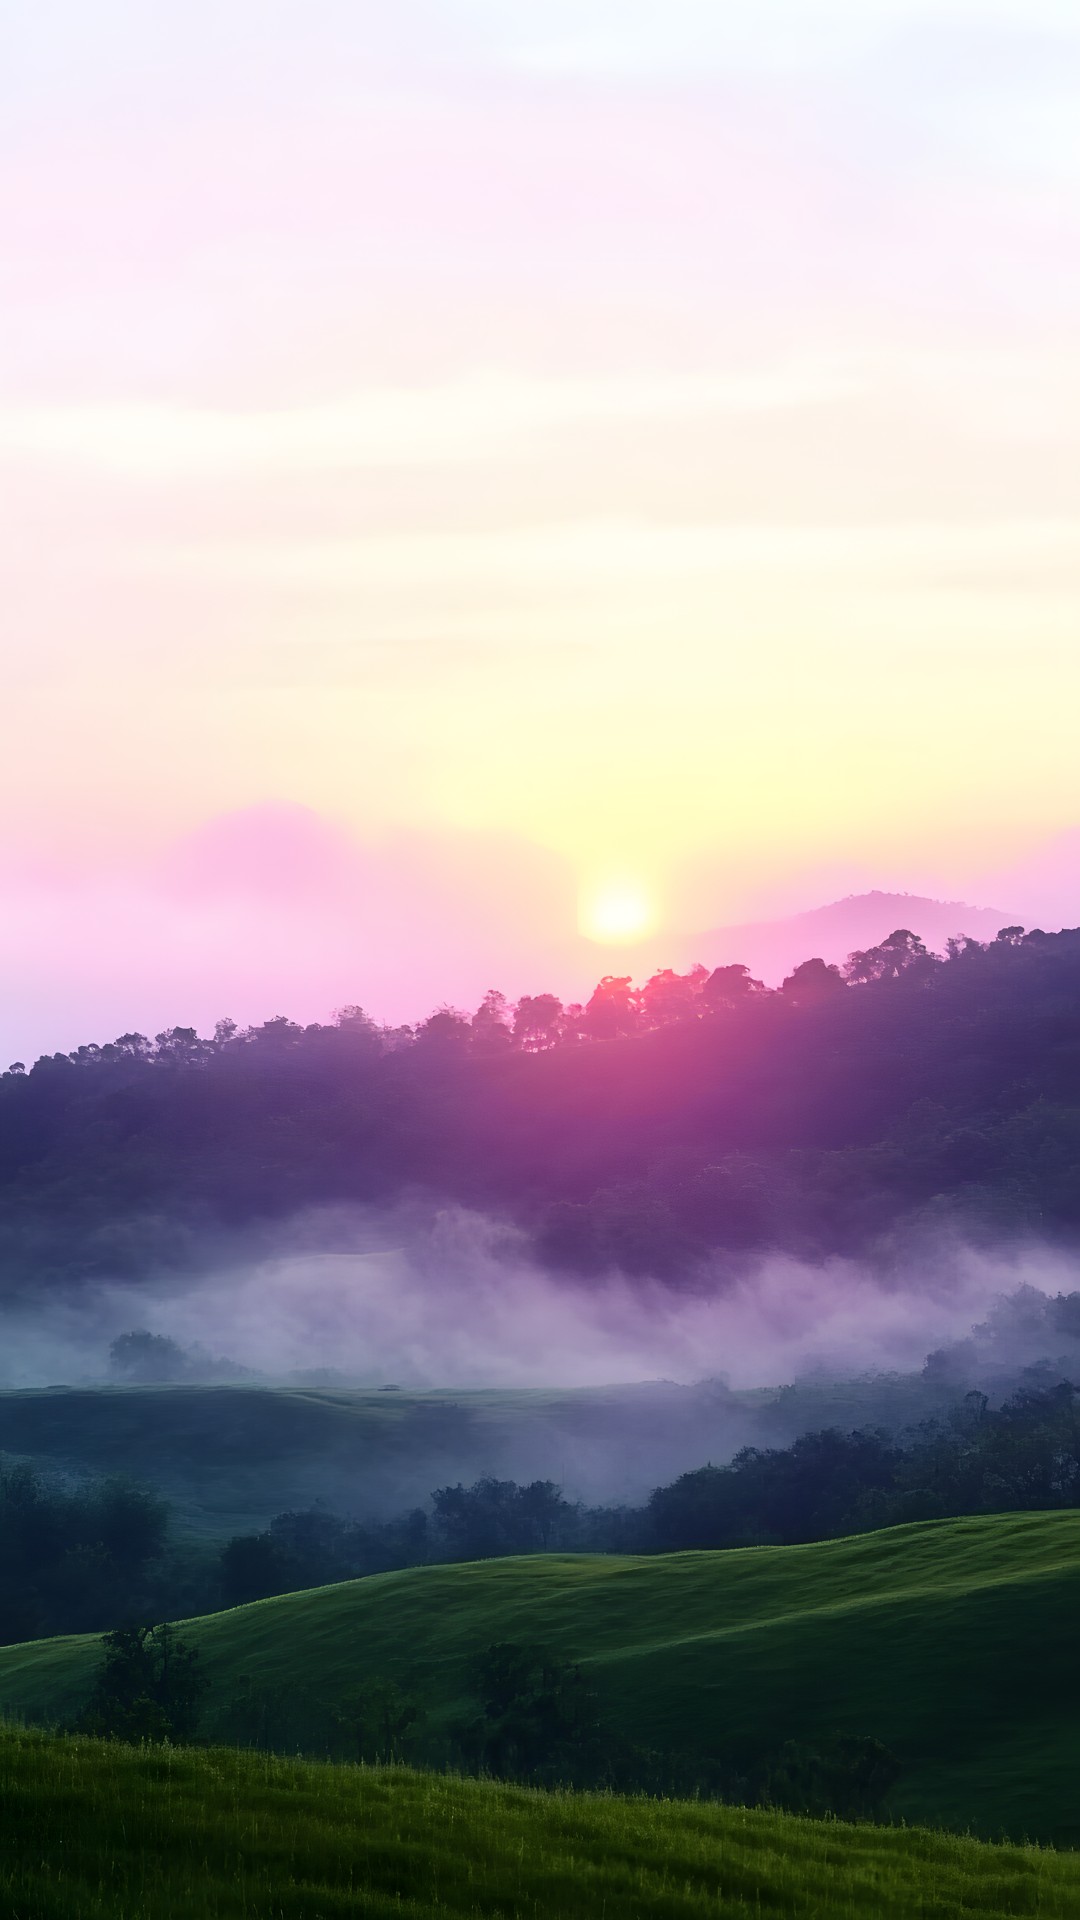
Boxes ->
[2,1207,1078,1395]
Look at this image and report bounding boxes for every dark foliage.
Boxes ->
[430,1478,572,1559]
[212,1381,1080,1617]
[329,1678,425,1765]
[755,1734,901,1820]
[12,1378,1078,1645]
[455,1642,603,1784]
[109,1330,190,1382]
[450,1640,900,1816]
[2,926,1080,1283]
[219,1504,430,1607]
[647,1381,1080,1549]
[75,1621,207,1743]
[0,1463,168,1643]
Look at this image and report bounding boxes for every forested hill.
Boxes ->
[1,924,1079,1285]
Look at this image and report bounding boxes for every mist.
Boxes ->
[3,1204,1079,1396]
[1,1206,1080,1517]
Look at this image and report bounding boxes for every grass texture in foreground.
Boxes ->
[3,1510,1079,1846]
[1,1726,1077,1920]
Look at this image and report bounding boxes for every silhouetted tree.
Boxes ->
[109,1331,189,1384]
[512,992,563,1051]
[414,1007,472,1051]
[781,957,844,1001]
[582,975,639,1039]
[638,968,705,1026]
[845,927,932,983]
[701,963,764,1009]
[76,1622,207,1743]
[461,1642,601,1781]
[331,1678,424,1763]
[471,989,514,1054]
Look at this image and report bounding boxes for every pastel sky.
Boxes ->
[2,2,1080,1054]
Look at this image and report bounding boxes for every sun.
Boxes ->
[581,881,655,945]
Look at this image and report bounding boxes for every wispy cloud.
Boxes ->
[0,366,863,480]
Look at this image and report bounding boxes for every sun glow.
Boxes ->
[581,880,655,945]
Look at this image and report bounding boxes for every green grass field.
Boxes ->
[2,1510,1078,1846]
[1,1725,1076,1919]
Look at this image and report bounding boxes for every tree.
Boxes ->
[461,1642,601,1781]
[512,992,563,1051]
[219,1532,294,1607]
[82,1478,169,1571]
[582,976,638,1039]
[110,1033,154,1061]
[638,968,704,1027]
[76,1622,207,1743]
[109,1330,189,1384]
[758,1733,900,1820]
[471,989,514,1054]
[332,1004,376,1034]
[701,964,764,1010]
[430,1478,573,1559]
[845,928,932,984]
[153,1026,204,1064]
[780,957,844,1002]
[414,1006,471,1051]
[331,1678,423,1764]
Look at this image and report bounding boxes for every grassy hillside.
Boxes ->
[1,1725,1077,1920]
[0,1380,746,1535]
[3,1510,1078,1844]
[0,1375,947,1536]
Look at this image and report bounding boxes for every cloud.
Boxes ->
[4,1204,1077,1397]
[0,366,864,482]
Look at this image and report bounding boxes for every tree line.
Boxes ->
[5,1374,1080,1647]
[0,923,1079,1283]
[215,1377,1080,1601]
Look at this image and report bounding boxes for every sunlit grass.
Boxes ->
[0,1725,1076,1919]
[3,1511,1080,1845]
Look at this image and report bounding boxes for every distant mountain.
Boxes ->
[684,890,1016,985]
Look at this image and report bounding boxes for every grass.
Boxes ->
[2,1510,1079,1845]
[1,1724,1078,1919]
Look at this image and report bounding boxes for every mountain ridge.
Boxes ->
[683,888,1016,984]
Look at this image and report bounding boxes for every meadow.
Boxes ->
[1,1724,1077,1920]
[2,1509,1078,1845]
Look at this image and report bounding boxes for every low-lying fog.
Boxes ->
[2,1205,1079,1398]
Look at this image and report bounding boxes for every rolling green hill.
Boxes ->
[0,1380,739,1536]
[2,1510,1078,1845]
[1,1725,1077,1920]
[0,1372,957,1540]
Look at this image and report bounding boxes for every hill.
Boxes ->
[687,890,1013,984]
[0,1378,824,1534]
[3,1510,1079,1845]
[2,920,1080,1285]
[0,1372,964,1535]
[2,1727,1076,1920]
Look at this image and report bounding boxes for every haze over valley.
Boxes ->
[5,2,1080,1910]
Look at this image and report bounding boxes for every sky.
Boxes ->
[2,1,1080,1055]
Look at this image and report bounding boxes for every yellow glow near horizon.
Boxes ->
[581,881,655,945]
